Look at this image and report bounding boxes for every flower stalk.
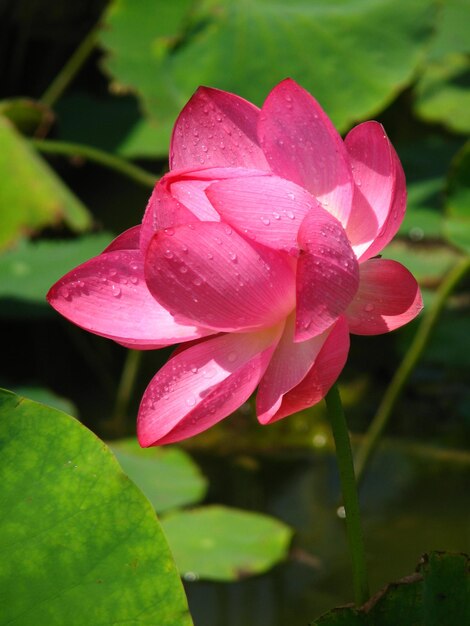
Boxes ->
[111,350,143,435]
[31,138,158,188]
[325,384,369,606]
[40,22,99,108]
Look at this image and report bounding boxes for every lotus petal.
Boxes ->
[345,259,423,335]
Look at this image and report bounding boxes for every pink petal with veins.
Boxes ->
[344,121,405,261]
[259,316,350,423]
[140,167,268,254]
[47,249,212,348]
[346,259,423,335]
[258,79,353,226]
[362,149,407,261]
[137,326,282,446]
[104,225,141,252]
[257,314,330,423]
[169,166,269,218]
[207,174,323,254]
[145,221,296,332]
[170,87,269,170]
[295,209,359,341]
[140,180,199,256]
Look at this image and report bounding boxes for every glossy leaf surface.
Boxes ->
[0,389,193,626]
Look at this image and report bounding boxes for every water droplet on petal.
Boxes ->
[364,303,374,312]
[203,367,216,379]
[227,351,238,363]
[111,285,121,298]
[261,216,270,226]
[186,396,197,407]
[164,249,174,259]
[286,211,295,220]
[179,266,188,274]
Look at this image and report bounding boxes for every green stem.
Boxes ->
[111,350,143,435]
[325,384,369,605]
[355,255,470,485]
[30,138,158,188]
[41,24,99,108]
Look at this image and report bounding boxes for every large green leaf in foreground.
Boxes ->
[0,389,193,626]
[101,0,434,156]
[0,116,91,250]
[161,505,293,581]
[311,552,469,625]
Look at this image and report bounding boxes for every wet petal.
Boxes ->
[345,259,423,335]
[137,326,281,446]
[206,174,322,253]
[140,167,267,255]
[170,87,269,170]
[257,314,330,423]
[259,316,350,423]
[140,179,200,256]
[47,249,211,348]
[104,225,141,252]
[145,221,296,332]
[258,79,353,226]
[344,121,405,261]
[363,148,407,261]
[295,208,359,341]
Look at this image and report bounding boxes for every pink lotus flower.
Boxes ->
[47,79,422,446]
